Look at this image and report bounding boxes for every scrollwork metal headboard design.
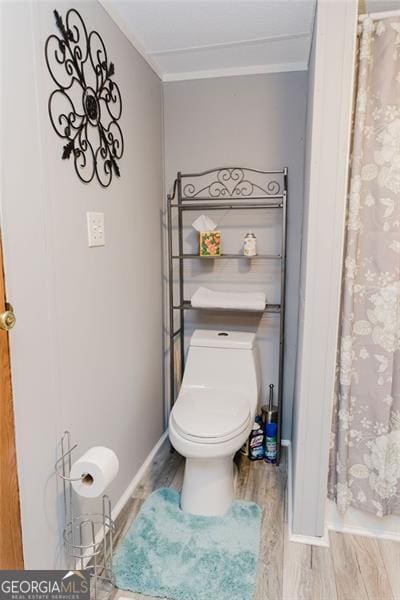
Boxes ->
[45,9,124,188]
[181,167,283,199]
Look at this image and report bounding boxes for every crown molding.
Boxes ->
[148,31,310,57]
[163,62,308,83]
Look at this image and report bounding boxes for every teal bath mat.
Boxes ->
[113,487,262,600]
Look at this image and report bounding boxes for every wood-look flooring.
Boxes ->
[103,439,400,600]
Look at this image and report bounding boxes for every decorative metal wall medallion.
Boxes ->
[45,9,124,187]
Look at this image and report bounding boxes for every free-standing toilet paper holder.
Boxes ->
[55,431,115,598]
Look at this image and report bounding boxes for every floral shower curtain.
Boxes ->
[328,17,400,517]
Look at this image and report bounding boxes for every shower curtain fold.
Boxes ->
[328,16,400,517]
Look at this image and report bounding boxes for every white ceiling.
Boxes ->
[101,0,316,81]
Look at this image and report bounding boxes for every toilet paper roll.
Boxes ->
[70,446,119,498]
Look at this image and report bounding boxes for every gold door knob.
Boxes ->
[0,303,16,331]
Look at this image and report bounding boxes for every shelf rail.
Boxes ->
[172,253,282,259]
[167,166,288,464]
[170,202,283,210]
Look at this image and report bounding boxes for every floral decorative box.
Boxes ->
[199,231,221,257]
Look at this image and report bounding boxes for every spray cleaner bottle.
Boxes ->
[249,420,264,460]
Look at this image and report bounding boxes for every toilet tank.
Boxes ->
[181,329,261,412]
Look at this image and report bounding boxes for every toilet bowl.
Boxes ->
[169,329,260,516]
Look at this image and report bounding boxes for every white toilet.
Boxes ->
[169,329,260,516]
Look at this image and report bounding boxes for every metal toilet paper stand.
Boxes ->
[55,431,115,597]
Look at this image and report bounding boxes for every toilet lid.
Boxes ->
[171,388,251,441]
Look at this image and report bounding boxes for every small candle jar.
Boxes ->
[244,232,257,256]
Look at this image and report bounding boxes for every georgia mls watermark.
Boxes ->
[0,571,90,600]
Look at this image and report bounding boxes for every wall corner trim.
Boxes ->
[286,441,330,547]
[291,0,358,538]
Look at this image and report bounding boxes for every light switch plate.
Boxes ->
[87,212,105,247]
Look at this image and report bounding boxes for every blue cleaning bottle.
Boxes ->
[264,422,278,464]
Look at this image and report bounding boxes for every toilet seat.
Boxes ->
[171,388,251,444]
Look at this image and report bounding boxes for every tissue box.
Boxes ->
[199,231,221,256]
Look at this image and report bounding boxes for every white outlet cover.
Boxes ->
[87,212,105,247]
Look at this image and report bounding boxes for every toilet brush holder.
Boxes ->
[261,406,278,424]
[261,384,278,424]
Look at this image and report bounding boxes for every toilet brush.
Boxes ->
[261,384,278,425]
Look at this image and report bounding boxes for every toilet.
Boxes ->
[169,329,260,516]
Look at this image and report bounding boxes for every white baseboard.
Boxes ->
[84,429,169,567]
[326,499,400,542]
[285,440,330,547]
[112,429,169,521]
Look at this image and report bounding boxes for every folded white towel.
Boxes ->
[191,287,266,311]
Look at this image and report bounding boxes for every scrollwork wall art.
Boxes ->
[45,9,124,188]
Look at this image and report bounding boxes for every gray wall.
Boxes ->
[1,1,163,566]
[163,73,307,437]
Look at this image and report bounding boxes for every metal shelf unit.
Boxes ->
[167,166,288,464]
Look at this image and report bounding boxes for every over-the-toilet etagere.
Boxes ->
[167,167,288,464]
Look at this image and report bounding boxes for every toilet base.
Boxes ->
[181,455,234,516]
